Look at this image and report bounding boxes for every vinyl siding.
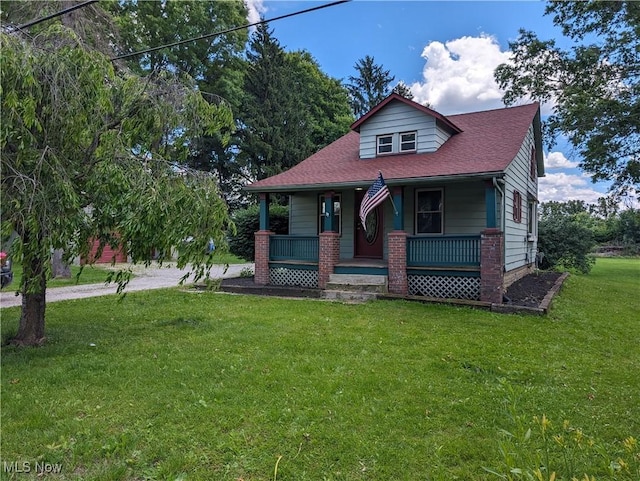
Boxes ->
[404,182,486,235]
[504,124,538,272]
[289,191,355,259]
[358,102,452,158]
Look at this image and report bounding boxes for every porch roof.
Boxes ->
[246,102,541,193]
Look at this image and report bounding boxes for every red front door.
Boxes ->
[355,190,384,258]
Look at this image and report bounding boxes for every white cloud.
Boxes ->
[544,151,579,170]
[538,172,604,204]
[409,34,555,115]
[244,0,266,26]
[409,34,510,114]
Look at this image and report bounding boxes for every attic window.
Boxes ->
[377,135,393,155]
[400,132,416,152]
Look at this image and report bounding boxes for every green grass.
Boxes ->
[7,264,117,290]
[1,258,638,480]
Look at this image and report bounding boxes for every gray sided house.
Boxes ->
[246,93,544,304]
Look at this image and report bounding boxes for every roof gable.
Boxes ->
[247,102,542,192]
[350,93,463,135]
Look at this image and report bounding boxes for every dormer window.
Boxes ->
[376,131,418,156]
[377,135,393,155]
[400,131,416,152]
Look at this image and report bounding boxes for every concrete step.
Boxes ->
[326,273,388,293]
[322,290,378,303]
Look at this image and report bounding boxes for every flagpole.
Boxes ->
[379,171,398,216]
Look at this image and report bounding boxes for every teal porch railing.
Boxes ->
[407,235,480,267]
[269,235,319,262]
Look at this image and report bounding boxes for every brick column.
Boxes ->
[480,228,504,303]
[254,230,272,286]
[388,231,408,295]
[318,232,340,289]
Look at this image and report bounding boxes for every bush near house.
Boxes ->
[228,204,289,261]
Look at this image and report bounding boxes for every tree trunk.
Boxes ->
[52,248,71,278]
[12,254,47,347]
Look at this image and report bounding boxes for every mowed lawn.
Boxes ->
[1,258,638,480]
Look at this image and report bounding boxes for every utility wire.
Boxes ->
[111,0,351,62]
[16,0,99,30]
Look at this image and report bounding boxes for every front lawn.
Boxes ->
[1,258,638,480]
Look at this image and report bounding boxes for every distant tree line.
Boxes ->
[538,199,640,273]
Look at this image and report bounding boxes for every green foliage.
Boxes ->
[1,258,638,479]
[238,25,352,182]
[495,1,639,194]
[228,204,289,261]
[346,55,395,118]
[489,381,640,480]
[538,202,596,273]
[1,21,234,344]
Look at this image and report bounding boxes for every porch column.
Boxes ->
[480,227,504,303]
[318,232,340,289]
[485,181,497,229]
[259,193,270,231]
[388,231,408,295]
[255,193,272,286]
[392,186,404,231]
[324,191,335,232]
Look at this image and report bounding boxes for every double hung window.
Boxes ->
[415,189,443,234]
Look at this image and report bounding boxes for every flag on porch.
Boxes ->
[359,172,390,231]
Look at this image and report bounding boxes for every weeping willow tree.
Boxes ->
[1,24,234,346]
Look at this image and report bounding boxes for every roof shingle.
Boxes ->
[247,101,540,191]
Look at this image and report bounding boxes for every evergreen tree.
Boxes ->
[238,24,352,182]
[346,55,395,117]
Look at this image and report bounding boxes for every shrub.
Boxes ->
[538,213,595,273]
[228,204,289,261]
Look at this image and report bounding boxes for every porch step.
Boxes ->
[326,273,388,294]
[323,289,379,303]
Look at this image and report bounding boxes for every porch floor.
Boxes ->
[335,258,387,268]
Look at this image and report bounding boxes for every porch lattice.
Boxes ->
[408,274,480,300]
[269,267,318,288]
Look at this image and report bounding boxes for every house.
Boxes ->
[245,93,544,304]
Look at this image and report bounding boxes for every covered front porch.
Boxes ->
[254,184,505,303]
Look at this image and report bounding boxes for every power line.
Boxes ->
[111,0,351,62]
[16,0,99,30]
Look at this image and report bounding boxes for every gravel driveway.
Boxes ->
[0,262,254,309]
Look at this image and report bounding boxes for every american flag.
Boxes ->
[359,172,390,231]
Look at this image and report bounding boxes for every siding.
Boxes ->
[503,124,538,272]
[404,182,486,235]
[289,191,355,259]
[289,193,318,236]
[358,102,452,158]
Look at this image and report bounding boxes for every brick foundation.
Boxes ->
[504,263,535,289]
[318,232,340,289]
[254,230,272,285]
[480,228,504,304]
[388,231,408,295]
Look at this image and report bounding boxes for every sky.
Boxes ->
[241,0,634,207]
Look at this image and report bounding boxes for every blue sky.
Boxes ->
[242,0,632,207]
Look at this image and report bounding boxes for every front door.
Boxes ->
[355,190,384,258]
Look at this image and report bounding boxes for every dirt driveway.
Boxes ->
[0,262,254,309]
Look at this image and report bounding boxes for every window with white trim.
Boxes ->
[319,194,341,234]
[377,135,393,155]
[400,131,416,152]
[415,189,443,234]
